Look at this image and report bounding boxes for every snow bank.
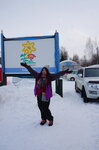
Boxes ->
[0,78,99,150]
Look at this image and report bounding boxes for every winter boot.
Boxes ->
[40,120,47,125]
[48,120,53,126]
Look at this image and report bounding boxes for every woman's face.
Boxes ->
[42,68,47,75]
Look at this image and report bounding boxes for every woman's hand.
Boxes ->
[65,69,73,74]
[20,62,28,67]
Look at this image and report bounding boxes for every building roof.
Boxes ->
[60,60,79,66]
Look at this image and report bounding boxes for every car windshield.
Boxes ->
[71,71,77,74]
[85,68,99,77]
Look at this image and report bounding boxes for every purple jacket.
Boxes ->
[24,66,67,98]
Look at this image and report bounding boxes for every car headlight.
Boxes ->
[88,83,99,90]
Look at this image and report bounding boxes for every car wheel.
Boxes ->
[82,87,89,103]
[75,82,79,93]
[70,77,75,81]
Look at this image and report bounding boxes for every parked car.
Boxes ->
[67,70,77,81]
[75,65,99,103]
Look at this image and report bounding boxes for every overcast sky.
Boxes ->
[0,0,99,58]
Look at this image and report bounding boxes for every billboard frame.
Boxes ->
[1,31,60,77]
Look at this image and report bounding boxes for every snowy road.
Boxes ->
[0,79,99,150]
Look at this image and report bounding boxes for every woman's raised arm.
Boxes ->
[20,63,38,78]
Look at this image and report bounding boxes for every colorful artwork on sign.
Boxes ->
[20,41,36,65]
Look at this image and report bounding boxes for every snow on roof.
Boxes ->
[60,59,75,63]
[60,60,79,65]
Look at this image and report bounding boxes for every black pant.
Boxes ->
[37,95,53,121]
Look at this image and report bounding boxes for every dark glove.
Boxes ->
[65,69,73,74]
[68,70,73,73]
[20,62,28,67]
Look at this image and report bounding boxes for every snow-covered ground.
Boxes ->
[0,78,99,150]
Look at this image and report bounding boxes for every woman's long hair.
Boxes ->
[39,67,50,78]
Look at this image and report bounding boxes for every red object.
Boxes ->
[0,67,7,84]
[27,54,36,59]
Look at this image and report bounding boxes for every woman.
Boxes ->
[20,63,72,126]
